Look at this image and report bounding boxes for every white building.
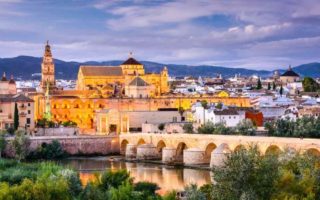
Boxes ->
[193,103,245,127]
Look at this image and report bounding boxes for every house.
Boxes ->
[193,103,245,127]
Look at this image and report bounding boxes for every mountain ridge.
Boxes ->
[0,56,319,80]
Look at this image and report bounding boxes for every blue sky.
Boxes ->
[0,0,320,69]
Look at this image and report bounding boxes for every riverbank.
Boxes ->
[59,156,212,194]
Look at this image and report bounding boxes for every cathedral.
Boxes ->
[76,53,169,98]
[31,42,251,133]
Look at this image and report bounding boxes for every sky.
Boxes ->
[0,0,320,70]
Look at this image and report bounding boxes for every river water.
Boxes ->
[59,156,212,194]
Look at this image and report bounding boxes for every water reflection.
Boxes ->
[60,157,212,194]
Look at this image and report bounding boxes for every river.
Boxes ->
[59,156,212,194]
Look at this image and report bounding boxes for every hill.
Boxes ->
[0,56,318,80]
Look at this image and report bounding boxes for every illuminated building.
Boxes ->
[31,42,252,133]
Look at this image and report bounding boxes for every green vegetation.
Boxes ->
[13,103,19,131]
[12,131,30,161]
[158,123,165,131]
[272,82,276,90]
[210,146,320,200]
[267,82,271,90]
[256,78,262,90]
[27,140,67,160]
[265,116,320,138]
[0,160,163,200]
[302,77,320,92]
[36,118,55,128]
[197,119,256,135]
[200,100,208,109]
[0,135,6,158]
[62,120,77,127]
[183,123,194,133]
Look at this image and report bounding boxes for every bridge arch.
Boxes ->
[137,138,146,146]
[204,143,217,162]
[176,142,188,163]
[265,145,282,156]
[233,144,246,152]
[120,139,129,155]
[156,140,166,153]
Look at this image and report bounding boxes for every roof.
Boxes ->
[9,78,15,84]
[80,66,123,76]
[0,94,33,102]
[281,68,299,77]
[121,57,142,65]
[129,76,149,86]
[214,109,239,115]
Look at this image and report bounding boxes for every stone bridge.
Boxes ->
[119,133,320,167]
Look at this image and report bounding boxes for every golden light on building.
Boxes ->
[30,43,252,133]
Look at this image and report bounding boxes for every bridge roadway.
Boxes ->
[119,133,320,167]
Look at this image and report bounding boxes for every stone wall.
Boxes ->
[5,135,120,157]
[35,127,79,136]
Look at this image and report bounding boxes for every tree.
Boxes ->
[183,123,194,133]
[13,103,19,131]
[0,135,6,158]
[256,78,262,90]
[267,82,271,90]
[236,119,256,135]
[200,100,208,109]
[158,123,165,131]
[279,84,283,96]
[212,146,280,200]
[178,107,185,121]
[302,77,320,92]
[12,131,30,161]
[272,82,276,90]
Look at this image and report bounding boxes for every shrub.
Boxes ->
[12,131,30,161]
[158,123,165,131]
[183,123,194,133]
[28,140,67,160]
[100,170,132,190]
[134,181,158,196]
[235,119,256,136]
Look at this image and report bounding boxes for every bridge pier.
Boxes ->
[162,147,177,164]
[210,144,231,168]
[183,148,207,165]
[125,144,137,160]
[137,144,161,160]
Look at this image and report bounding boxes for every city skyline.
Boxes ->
[0,0,319,69]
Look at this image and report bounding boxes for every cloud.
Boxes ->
[0,0,320,70]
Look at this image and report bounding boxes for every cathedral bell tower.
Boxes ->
[41,41,56,91]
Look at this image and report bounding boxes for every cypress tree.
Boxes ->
[14,102,19,130]
[257,78,262,90]
[272,82,276,90]
[267,82,271,90]
[279,85,283,96]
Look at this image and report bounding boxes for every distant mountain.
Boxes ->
[0,56,319,80]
